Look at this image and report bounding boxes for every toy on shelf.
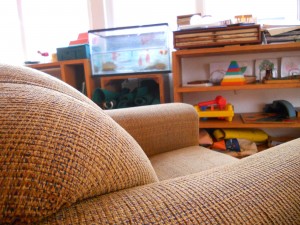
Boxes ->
[194,96,234,122]
[37,50,50,63]
[197,95,227,109]
[221,60,246,86]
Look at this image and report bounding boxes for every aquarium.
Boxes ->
[88,23,171,76]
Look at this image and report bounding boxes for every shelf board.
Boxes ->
[178,82,300,92]
[27,61,61,69]
[173,42,300,58]
[27,59,90,69]
[199,114,300,128]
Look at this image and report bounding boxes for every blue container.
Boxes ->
[88,23,171,76]
[57,44,90,61]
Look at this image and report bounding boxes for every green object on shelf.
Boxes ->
[92,80,161,109]
[134,94,154,106]
[135,86,149,97]
[151,98,160,105]
[92,88,120,109]
[132,86,152,106]
[117,92,136,108]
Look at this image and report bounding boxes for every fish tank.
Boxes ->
[88,23,171,76]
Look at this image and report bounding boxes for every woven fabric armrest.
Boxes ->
[105,103,199,157]
[41,138,300,224]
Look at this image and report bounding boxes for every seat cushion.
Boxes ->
[150,146,239,180]
[0,63,158,224]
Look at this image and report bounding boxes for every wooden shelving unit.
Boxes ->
[172,42,300,129]
[27,59,99,99]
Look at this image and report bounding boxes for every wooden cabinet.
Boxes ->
[27,59,99,99]
[172,42,300,129]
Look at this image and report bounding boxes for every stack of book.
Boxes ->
[262,25,300,44]
[173,25,261,49]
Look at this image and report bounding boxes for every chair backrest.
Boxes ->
[0,63,158,224]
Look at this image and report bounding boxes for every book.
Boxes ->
[262,25,300,43]
[262,25,300,36]
[174,25,261,49]
[240,112,297,124]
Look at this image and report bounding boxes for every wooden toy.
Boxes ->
[194,103,234,122]
[197,95,227,109]
[37,51,49,57]
[221,61,246,86]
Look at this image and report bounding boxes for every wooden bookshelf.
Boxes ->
[172,42,300,129]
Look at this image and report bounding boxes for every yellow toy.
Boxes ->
[194,103,234,122]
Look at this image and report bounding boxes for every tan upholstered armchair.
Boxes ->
[0,63,299,224]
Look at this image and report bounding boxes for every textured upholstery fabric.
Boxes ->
[0,63,91,105]
[106,103,199,157]
[150,146,239,180]
[107,104,238,181]
[40,138,300,224]
[0,64,158,224]
[1,63,300,224]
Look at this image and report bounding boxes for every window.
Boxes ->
[203,0,298,24]
[108,0,198,30]
[0,1,24,64]
[101,0,299,29]
[21,0,89,61]
[1,0,299,65]
[0,0,89,64]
